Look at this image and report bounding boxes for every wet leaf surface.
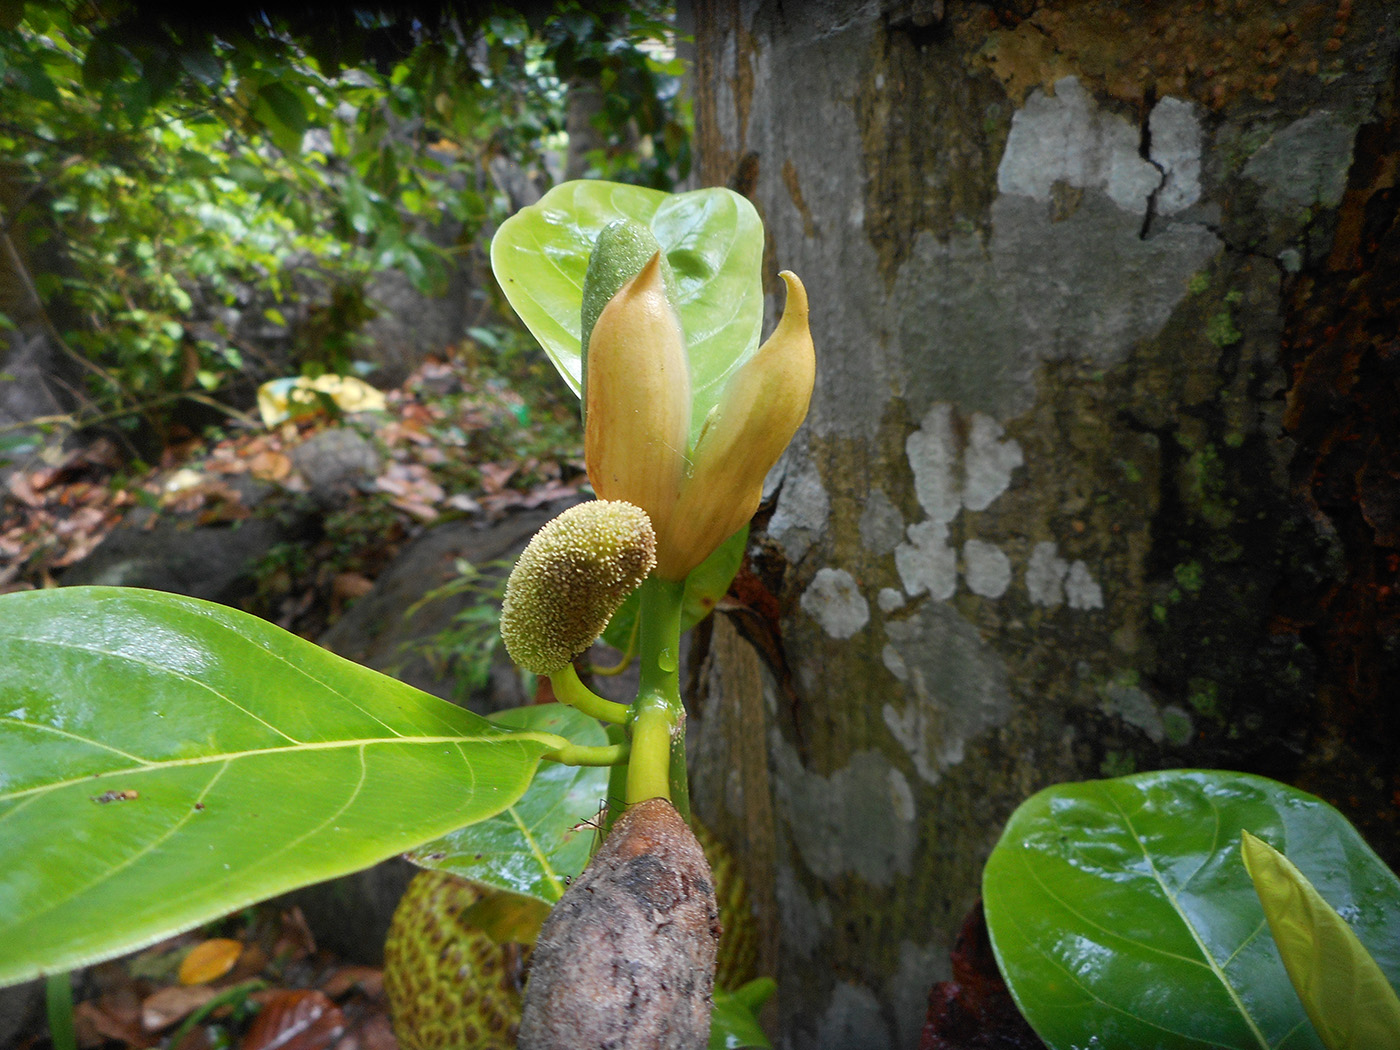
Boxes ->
[240,989,343,1050]
[0,587,558,985]
[983,770,1400,1050]
[405,703,610,904]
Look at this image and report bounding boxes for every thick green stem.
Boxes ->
[550,663,631,724]
[627,700,673,802]
[604,723,630,836]
[625,575,688,811]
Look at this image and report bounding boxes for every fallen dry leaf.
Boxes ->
[143,984,218,1032]
[331,1012,396,1050]
[478,461,516,493]
[273,907,317,961]
[241,989,344,1050]
[75,998,149,1049]
[248,450,293,482]
[318,966,383,1000]
[179,938,244,985]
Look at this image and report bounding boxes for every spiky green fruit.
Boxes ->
[695,820,760,992]
[384,870,528,1050]
[580,219,680,364]
[500,500,656,675]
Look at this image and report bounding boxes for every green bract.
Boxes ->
[601,525,748,653]
[0,587,556,987]
[490,180,765,448]
[983,770,1400,1050]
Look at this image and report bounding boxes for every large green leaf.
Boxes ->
[983,770,1400,1050]
[489,180,766,446]
[404,703,610,905]
[0,587,556,988]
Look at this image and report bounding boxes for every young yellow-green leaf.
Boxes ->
[1242,830,1400,1050]
[489,180,765,448]
[0,587,557,988]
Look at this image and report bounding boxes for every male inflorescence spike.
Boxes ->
[499,500,657,676]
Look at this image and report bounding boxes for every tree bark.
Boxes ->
[681,2,1400,1047]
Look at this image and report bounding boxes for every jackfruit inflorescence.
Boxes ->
[500,500,656,675]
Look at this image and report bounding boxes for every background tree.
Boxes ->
[679,1,1400,1047]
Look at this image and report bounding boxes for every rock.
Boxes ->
[0,328,79,486]
[58,509,312,606]
[290,426,382,506]
[0,980,44,1049]
[320,497,581,709]
[278,857,418,966]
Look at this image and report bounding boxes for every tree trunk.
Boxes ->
[681,2,1400,1047]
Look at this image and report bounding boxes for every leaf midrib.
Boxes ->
[0,730,555,804]
[1108,790,1273,1050]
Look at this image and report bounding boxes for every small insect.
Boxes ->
[569,796,626,855]
[91,789,138,804]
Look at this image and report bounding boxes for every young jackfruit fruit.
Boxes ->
[384,824,759,1050]
[694,820,759,992]
[500,500,656,675]
[579,219,681,365]
[384,870,529,1050]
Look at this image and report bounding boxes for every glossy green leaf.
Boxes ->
[601,524,747,653]
[404,703,610,905]
[0,587,556,988]
[710,978,776,1050]
[983,770,1400,1050]
[489,180,766,446]
[1242,830,1400,1050]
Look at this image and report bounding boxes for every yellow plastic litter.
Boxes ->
[256,375,387,427]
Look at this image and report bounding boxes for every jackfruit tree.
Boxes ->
[679,0,1400,1046]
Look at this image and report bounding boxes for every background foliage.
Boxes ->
[0,0,687,454]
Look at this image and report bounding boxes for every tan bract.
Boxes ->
[500,500,656,675]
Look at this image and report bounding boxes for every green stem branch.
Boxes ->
[542,740,630,767]
[45,972,76,1050]
[550,663,631,724]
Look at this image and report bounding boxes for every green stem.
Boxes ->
[45,972,76,1050]
[627,700,673,802]
[542,740,630,766]
[167,980,265,1050]
[604,723,630,837]
[625,574,687,810]
[550,663,632,724]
